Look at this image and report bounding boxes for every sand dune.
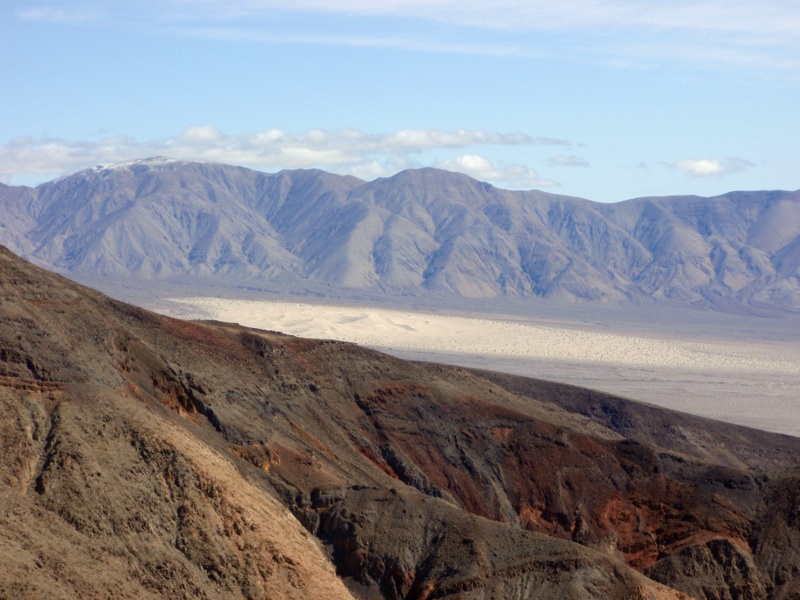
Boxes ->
[164,297,800,436]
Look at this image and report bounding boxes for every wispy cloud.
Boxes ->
[15,6,100,24]
[15,1,800,71]
[176,27,528,57]
[673,157,754,177]
[166,1,800,37]
[548,154,589,168]
[175,0,800,65]
[0,126,559,189]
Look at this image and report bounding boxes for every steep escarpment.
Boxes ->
[2,244,800,598]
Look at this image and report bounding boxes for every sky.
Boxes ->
[1,0,799,202]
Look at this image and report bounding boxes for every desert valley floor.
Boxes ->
[156,295,800,437]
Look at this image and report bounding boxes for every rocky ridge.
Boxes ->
[3,245,800,598]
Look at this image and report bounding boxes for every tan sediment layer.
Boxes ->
[168,298,798,374]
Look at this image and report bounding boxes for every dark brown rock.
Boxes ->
[2,244,800,599]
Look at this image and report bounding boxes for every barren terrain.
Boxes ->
[7,244,800,598]
[165,296,800,436]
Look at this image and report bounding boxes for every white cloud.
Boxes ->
[548,155,589,168]
[533,137,572,146]
[178,125,224,142]
[674,157,754,177]
[436,154,558,189]
[676,159,726,177]
[0,127,558,189]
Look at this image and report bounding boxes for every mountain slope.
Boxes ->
[2,158,799,310]
[5,245,800,598]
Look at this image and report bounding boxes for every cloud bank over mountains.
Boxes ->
[1,126,756,192]
[0,127,569,190]
[7,1,793,201]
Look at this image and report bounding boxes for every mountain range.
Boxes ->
[2,157,799,311]
[5,244,800,598]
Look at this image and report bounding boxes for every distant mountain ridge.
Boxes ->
[1,157,799,310]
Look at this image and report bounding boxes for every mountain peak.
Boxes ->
[47,156,187,185]
[381,166,478,185]
[92,155,182,173]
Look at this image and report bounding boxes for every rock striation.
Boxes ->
[2,244,800,598]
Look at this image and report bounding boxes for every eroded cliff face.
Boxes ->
[1,244,799,599]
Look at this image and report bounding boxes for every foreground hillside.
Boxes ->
[4,245,800,599]
[1,157,799,311]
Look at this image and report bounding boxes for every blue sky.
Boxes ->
[2,0,798,202]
